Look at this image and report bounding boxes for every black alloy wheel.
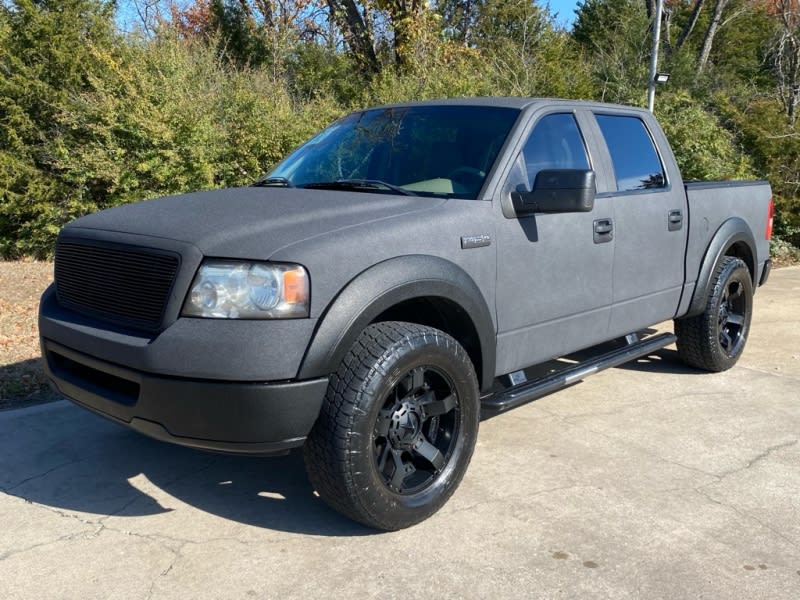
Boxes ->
[675,256,753,372]
[304,321,480,531]
[373,365,460,495]
[717,276,748,358]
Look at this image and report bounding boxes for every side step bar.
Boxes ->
[482,332,677,413]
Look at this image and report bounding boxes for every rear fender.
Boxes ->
[685,217,756,318]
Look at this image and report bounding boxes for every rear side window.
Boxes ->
[595,115,666,192]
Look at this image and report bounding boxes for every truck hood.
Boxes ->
[64,187,443,259]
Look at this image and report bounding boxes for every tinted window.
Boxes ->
[595,115,666,192]
[521,114,590,189]
[269,106,520,199]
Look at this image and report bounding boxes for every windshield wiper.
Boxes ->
[251,176,294,188]
[303,179,417,196]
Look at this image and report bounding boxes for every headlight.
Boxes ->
[182,261,309,319]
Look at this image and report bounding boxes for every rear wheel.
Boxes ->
[675,256,753,372]
[303,321,480,530]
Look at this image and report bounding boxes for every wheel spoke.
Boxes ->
[410,367,425,391]
[420,392,456,418]
[374,408,393,438]
[414,437,445,471]
[726,312,745,326]
[720,329,732,350]
[389,450,412,490]
[400,367,425,396]
[728,281,743,300]
[376,441,391,473]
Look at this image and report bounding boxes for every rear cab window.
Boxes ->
[595,114,666,192]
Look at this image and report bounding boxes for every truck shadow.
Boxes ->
[0,345,700,536]
[0,401,375,537]
[615,347,703,375]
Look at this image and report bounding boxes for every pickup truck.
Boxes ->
[39,98,774,530]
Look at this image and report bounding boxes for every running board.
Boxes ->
[482,333,677,413]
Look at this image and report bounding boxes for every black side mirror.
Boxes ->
[511,169,596,216]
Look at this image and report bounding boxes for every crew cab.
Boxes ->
[39,98,773,530]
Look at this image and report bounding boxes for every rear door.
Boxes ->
[590,110,688,336]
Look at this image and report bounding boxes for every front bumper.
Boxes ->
[42,339,328,455]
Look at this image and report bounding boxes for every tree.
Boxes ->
[697,0,731,72]
[325,0,379,73]
[0,0,118,257]
[770,0,800,123]
[573,0,652,103]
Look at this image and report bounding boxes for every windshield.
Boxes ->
[267,105,520,199]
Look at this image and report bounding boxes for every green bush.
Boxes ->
[655,91,754,181]
[0,0,798,261]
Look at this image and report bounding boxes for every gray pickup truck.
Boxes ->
[39,98,773,530]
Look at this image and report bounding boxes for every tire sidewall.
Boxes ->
[349,332,479,526]
[709,259,753,369]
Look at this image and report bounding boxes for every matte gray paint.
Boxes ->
[297,255,496,391]
[39,286,317,381]
[41,97,772,401]
[269,198,499,325]
[679,181,771,317]
[585,107,689,336]
[65,187,446,267]
[684,218,757,318]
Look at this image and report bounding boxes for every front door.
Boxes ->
[494,111,615,376]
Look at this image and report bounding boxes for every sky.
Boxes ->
[116,1,585,35]
[545,0,582,29]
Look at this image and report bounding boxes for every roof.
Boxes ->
[366,96,648,114]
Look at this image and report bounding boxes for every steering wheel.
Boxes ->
[447,166,486,187]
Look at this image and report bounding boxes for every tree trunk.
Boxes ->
[384,0,424,71]
[326,0,379,74]
[772,0,800,124]
[461,0,474,46]
[676,0,705,52]
[697,0,729,74]
[663,5,672,54]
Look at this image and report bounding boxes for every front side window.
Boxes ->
[505,113,590,193]
[268,105,520,199]
[595,114,666,192]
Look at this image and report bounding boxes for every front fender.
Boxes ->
[297,255,496,391]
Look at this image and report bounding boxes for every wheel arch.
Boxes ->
[686,217,756,318]
[297,255,496,392]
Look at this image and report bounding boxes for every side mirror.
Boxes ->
[511,169,596,216]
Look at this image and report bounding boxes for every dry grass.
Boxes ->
[0,261,58,410]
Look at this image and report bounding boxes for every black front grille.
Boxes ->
[55,240,180,331]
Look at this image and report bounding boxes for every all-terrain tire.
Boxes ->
[675,256,753,372]
[303,321,480,531]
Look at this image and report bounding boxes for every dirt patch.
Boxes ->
[0,261,58,410]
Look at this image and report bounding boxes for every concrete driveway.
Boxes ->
[2,268,799,599]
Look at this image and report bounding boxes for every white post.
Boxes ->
[647,0,664,113]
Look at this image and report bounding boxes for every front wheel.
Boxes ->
[675,256,753,372]
[303,322,480,530]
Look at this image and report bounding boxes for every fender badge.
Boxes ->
[461,234,491,249]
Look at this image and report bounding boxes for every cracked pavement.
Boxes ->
[1,267,799,599]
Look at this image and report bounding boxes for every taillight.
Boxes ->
[766,197,774,240]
